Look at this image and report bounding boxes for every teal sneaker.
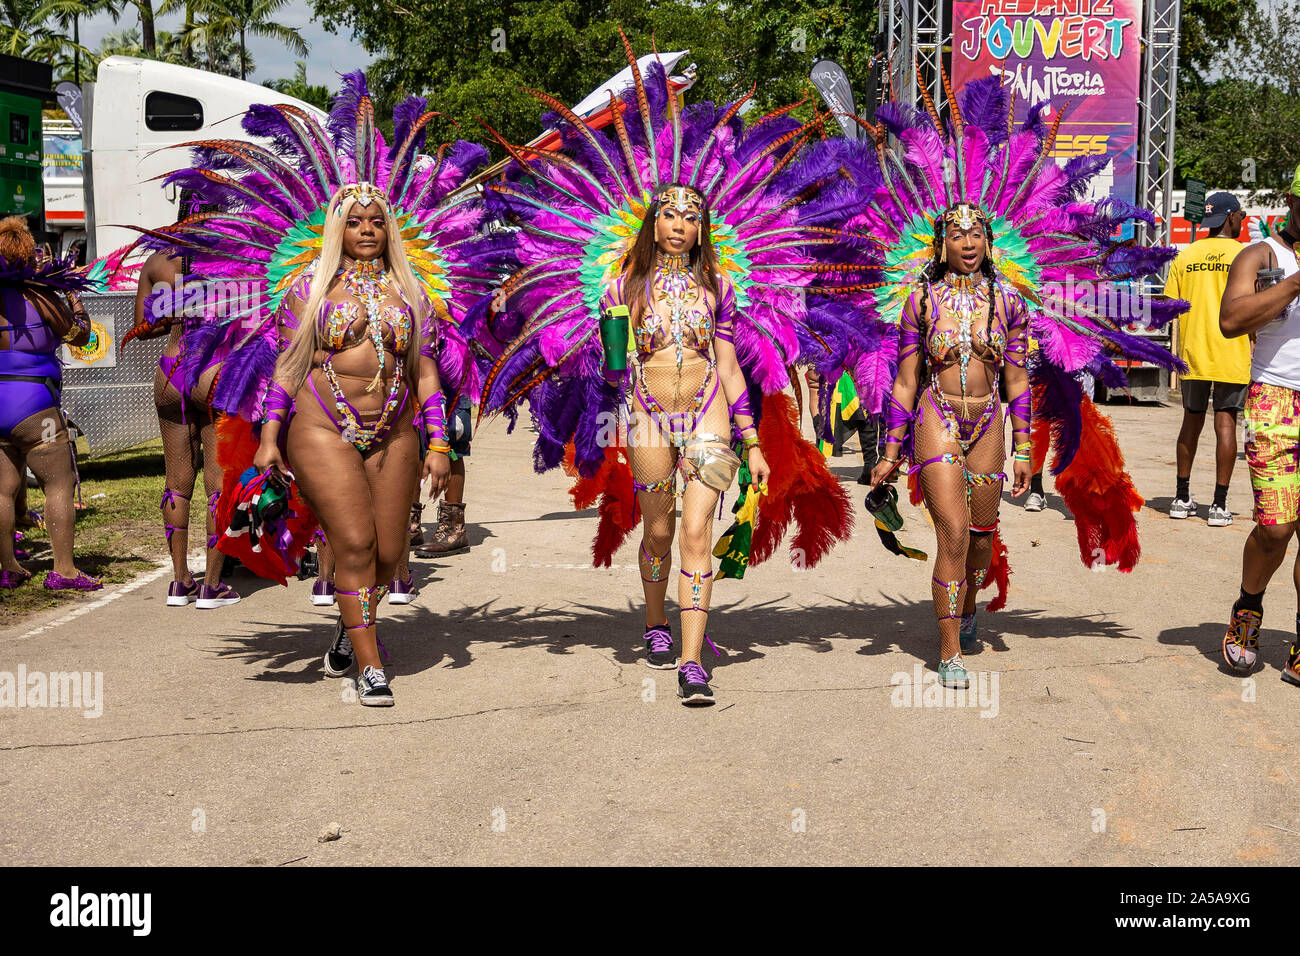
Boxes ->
[959,612,978,653]
[937,653,969,689]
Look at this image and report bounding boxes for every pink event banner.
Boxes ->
[951,0,1143,205]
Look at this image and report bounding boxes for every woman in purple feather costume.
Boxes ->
[253,185,451,708]
[869,203,1032,691]
[131,72,491,703]
[852,73,1185,690]
[599,183,771,706]
[131,190,241,610]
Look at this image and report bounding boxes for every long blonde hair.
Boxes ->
[274,185,429,393]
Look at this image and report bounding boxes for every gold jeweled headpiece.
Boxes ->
[337,182,384,214]
[943,203,987,231]
[654,185,704,217]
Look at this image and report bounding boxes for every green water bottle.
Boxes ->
[600,304,630,372]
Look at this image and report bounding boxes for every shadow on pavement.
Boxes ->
[211,588,1142,684]
[1157,620,1294,676]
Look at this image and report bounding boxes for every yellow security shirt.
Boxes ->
[1163,236,1250,383]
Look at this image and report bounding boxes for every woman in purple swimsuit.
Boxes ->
[870,203,1033,689]
[254,184,450,707]
[134,216,240,610]
[0,216,101,591]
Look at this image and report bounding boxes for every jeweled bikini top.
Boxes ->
[925,272,1007,389]
[323,257,412,354]
[634,252,714,360]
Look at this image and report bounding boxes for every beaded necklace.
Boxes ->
[336,255,391,393]
[928,272,996,453]
[323,255,404,451]
[644,251,696,373]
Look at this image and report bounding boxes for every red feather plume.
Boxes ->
[212,414,318,585]
[565,443,640,567]
[750,393,854,567]
[982,529,1011,612]
[1050,397,1143,571]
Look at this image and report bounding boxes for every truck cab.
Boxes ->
[83,56,325,259]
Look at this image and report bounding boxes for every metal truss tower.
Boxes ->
[880,0,944,117]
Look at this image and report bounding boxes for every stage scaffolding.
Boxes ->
[876,0,1181,248]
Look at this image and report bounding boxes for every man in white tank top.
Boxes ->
[1219,164,1300,685]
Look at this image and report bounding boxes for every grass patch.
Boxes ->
[0,438,210,628]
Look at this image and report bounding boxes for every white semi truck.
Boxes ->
[56,57,324,455]
[45,55,324,260]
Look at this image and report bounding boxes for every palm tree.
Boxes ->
[97,26,144,60]
[50,0,119,85]
[263,60,331,111]
[191,0,308,82]
[0,0,93,63]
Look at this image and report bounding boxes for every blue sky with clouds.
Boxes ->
[78,2,375,89]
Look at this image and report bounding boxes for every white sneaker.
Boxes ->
[1024,491,1046,512]
[1208,504,1233,527]
[1169,496,1198,519]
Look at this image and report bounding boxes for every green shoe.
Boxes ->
[959,612,978,654]
[938,653,969,689]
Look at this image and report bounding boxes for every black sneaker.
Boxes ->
[644,622,676,669]
[358,665,394,706]
[677,660,715,706]
[323,618,354,677]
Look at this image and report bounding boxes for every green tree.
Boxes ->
[0,0,95,64]
[309,0,876,153]
[1175,0,1300,202]
[263,59,331,111]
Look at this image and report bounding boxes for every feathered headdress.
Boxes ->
[121,71,492,416]
[821,68,1188,575]
[474,34,858,568]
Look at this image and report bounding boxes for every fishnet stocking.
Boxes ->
[628,356,728,663]
[286,388,418,672]
[914,391,1005,657]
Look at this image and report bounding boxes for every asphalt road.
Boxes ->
[2,399,1297,865]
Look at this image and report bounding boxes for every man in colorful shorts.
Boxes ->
[1220,165,1300,684]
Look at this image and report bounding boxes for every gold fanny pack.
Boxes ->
[681,433,741,492]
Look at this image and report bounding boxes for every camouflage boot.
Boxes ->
[414,501,468,558]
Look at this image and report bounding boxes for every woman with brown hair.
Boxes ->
[0,216,102,591]
[599,184,771,705]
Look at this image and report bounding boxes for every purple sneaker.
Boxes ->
[1,568,32,589]
[43,571,103,592]
[167,578,199,606]
[196,582,241,609]
[311,579,336,607]
[388,571,415,605]
[643,622,676,669]
[677,660,715,706]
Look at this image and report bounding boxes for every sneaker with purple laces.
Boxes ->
[195,582,240,609]
[388,571,415,605]
[677,660,715,706]
[643,622,676,669]
[311,579,336,606]
[167,578,199,606]
[44,571,102,592]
